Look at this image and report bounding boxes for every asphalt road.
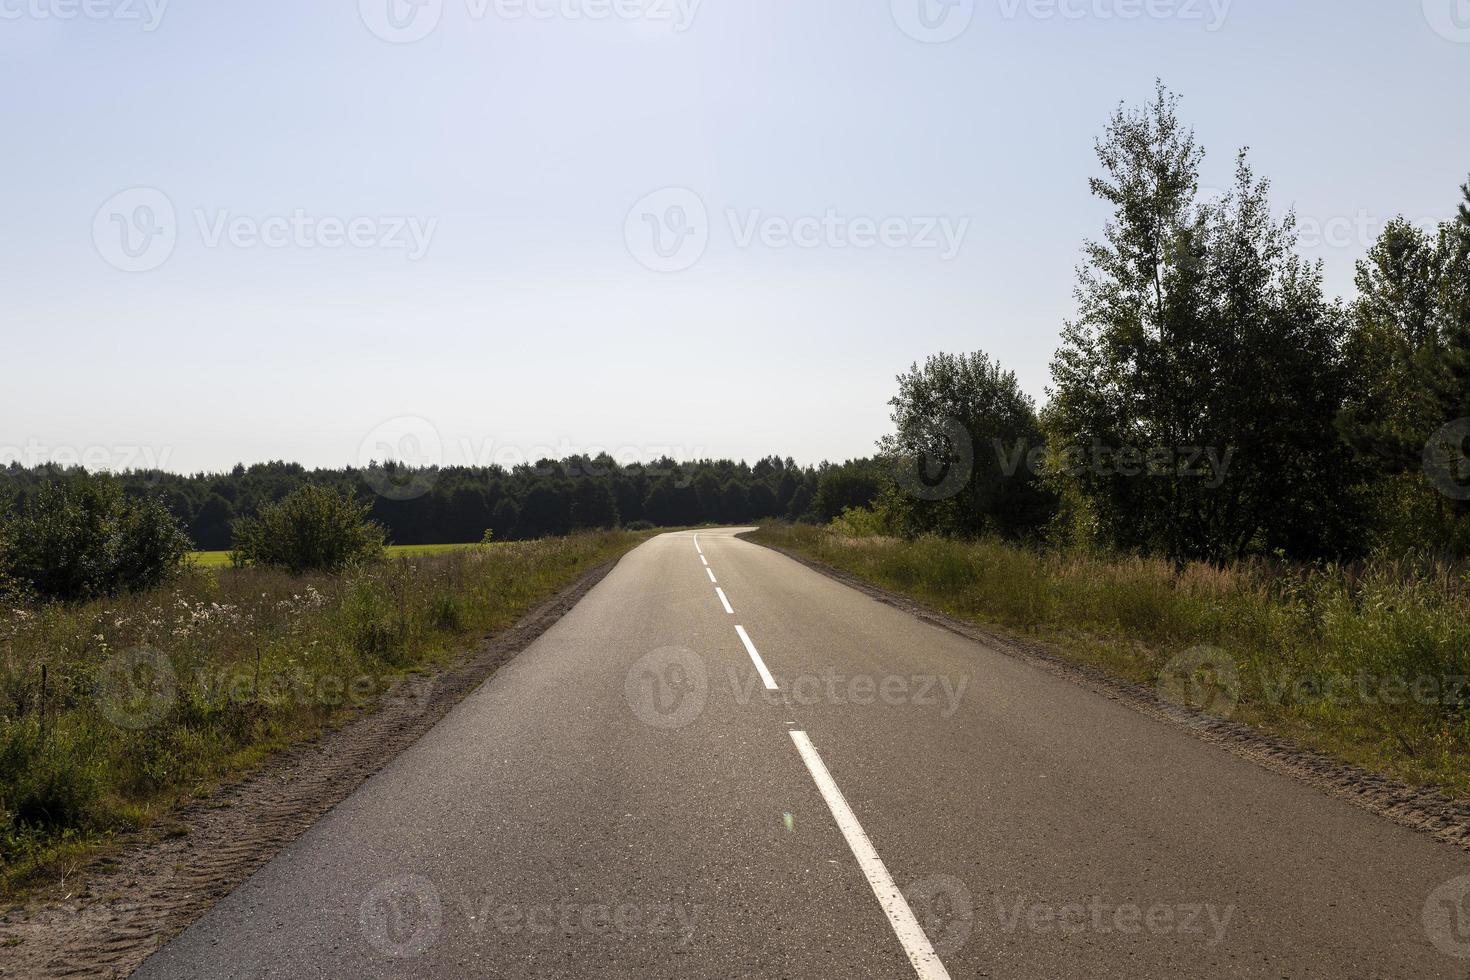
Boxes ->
[133,529,1470,978]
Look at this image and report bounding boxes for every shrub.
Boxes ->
[0,475,190,602]
[230,485,385,574]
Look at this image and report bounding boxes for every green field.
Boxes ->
[190,543,482,568]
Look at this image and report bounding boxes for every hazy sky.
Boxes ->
[4,0,1468,474]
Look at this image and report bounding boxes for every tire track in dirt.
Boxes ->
[0,560,620,980]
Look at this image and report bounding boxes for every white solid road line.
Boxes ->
[789,731,953,980]
[735,625,778,691]
[716,587,734,615]
[706,567,718,584]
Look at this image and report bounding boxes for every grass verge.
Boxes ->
[748,523,1470,798]
[188,542,483,569]
[1,531,647,896]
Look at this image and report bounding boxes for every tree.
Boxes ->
[189,493,236,550]
[230,485,385,574]
[1342,176,1470,546]
[516,482,572,538]
[1049,83,1361,562]
[2,476,192,601]
[570,479,620,530]
[880,351,1054,539]
[491,498,520,540]
[812,463,883,523]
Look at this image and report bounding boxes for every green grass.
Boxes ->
[189,542,482,569]
[1,531,650,896]
[750,523,1470,798]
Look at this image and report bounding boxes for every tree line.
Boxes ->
[0,455,858,551]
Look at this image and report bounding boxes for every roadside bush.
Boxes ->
[0,475,190,602]
[230,485,386,574]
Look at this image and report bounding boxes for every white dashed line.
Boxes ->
[789,731,952,980]
[734,625,778,691]
[715,588,733,615]
[706,567,718,584]
[700,555,708,566]
[694,535,703,555]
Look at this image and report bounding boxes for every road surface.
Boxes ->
[134,529,1470,978]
